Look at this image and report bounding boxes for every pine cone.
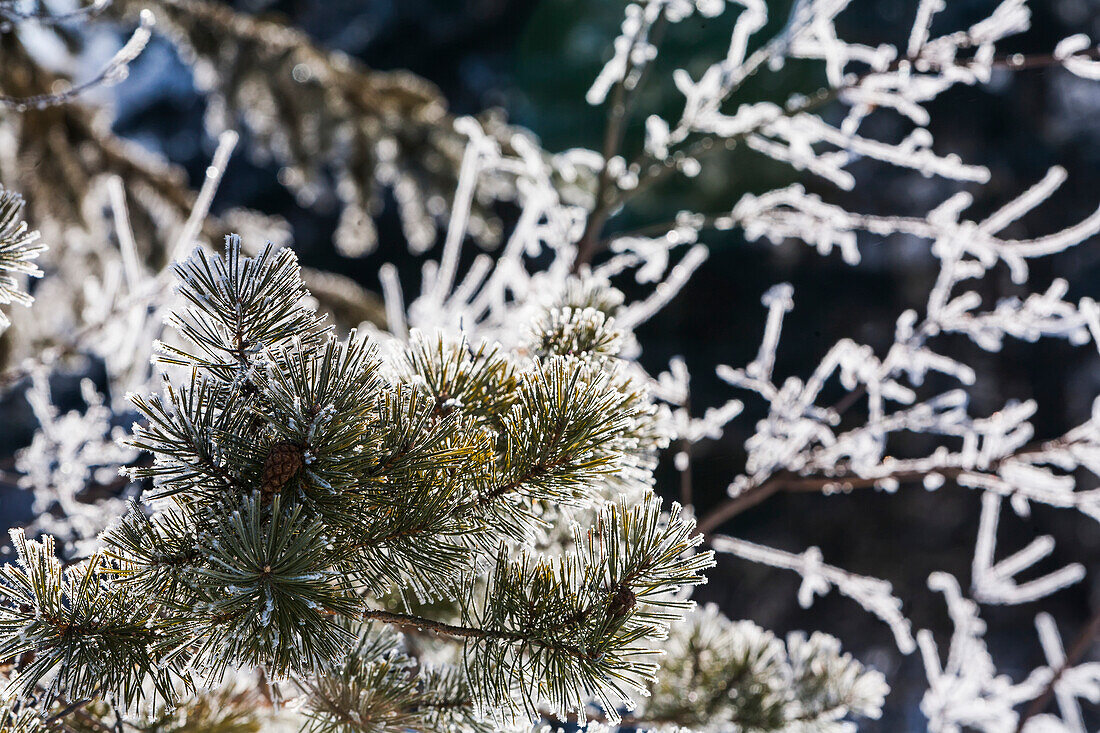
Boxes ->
[607,584,636,619]
[262,441,304,496]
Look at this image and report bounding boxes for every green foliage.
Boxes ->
[0,531,179,710]
[0,692,48,733]
[101,503,202,601]
[467,497,711,721]
[301,626,494,733]
[0,186,45,329]
[491,356,650,508]
[127,373,255,502]
[529,305,624,361]
[0,234,887,732]
[255,335,382,523]
[158,235,328,378]
[643,604,887,732]
[61,684,270,733]
[182,495,360,680]
[1,238,711,727]
[118,685,267,733]
[403,333,519,426]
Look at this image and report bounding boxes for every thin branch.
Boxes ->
[1015,607,1100,732]
[361,609,523,643]
[575,8,668,269]
[602,213,729,244]
[695,448,1049,537]
[0,0,110,23]
[678,396,693,508]
[583,47,1100,264]
[0,11,153,111]
[45,691,113,733]
[360,608,599,665]
[696,430,1070,536]
[696,474,786,536]
[46,697,96,725]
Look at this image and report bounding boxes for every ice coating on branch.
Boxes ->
[917,574,1100,733]
[711,535,915,654]
[1055,34,1100,81]
[571,1,1100,725]
[971,492,1085,605]
[918,572,1050,733]
[16,374,138,555]
[708,167,1100,513]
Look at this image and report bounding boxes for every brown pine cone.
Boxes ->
[607,584,636,619]
[262,441,304,496]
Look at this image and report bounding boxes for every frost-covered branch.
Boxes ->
[0,10,153,112]
[711,534,916,654]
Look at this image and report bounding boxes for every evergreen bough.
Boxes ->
[0,236,721,729]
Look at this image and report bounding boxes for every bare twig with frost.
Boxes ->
[571,2,1100,727]
[0,9,153,111]
[711,534,916,654]
[1018,611,1100,731]
[918,572,1050,733]
[971,493,1085,606]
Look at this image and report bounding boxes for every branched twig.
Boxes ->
[580,45,1100,264]
[0,10,153,111]
[0,0,110,23]
[696,438,1057,536]
[1015,607,1100,732]
[575,7,668,269]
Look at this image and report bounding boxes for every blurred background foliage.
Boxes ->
[3,0,1100,728]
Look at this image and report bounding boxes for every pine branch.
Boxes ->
[0,10,152,112]
[0,30,231,266]
[359,610,520,643]
[158,237,329,379]
[642,604,887,732]
[1,238,710,728]
[126,373,255,501]
[402,334,518,427]
[0,186,45,329]
[0,689,50,733]
[103,0,498,257]
[464,496,712,720]
[100,502,202,602]
[528,305,625,362]
[180,495,360,681]
[299,626,493,733]
[473,356,653,510]
[0,531,179,711]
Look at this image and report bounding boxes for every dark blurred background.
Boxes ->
[4,0,1100,728]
